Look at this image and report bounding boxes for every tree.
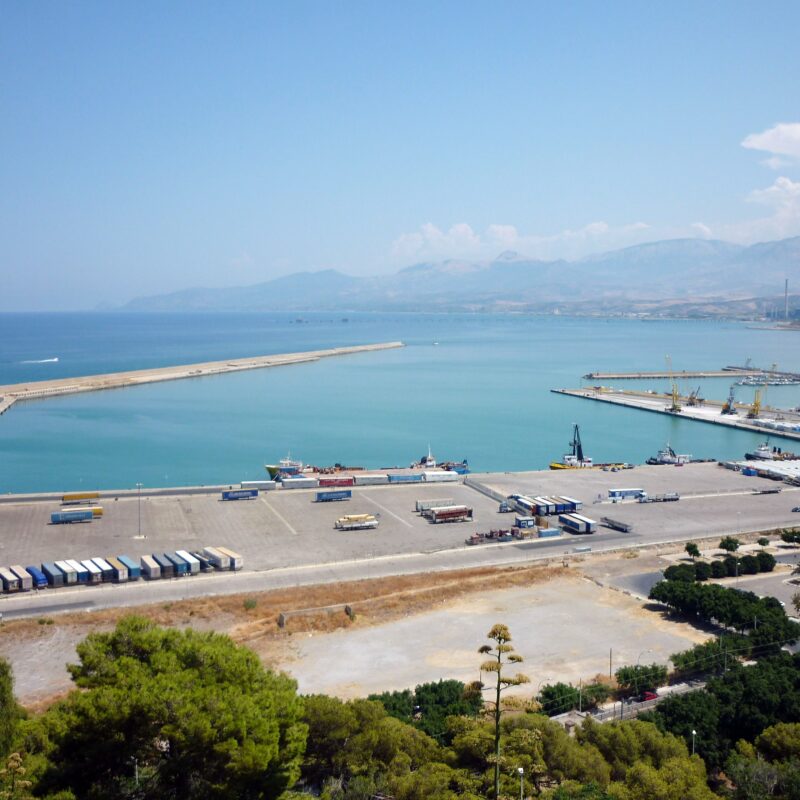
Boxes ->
[694,562,712,582]
[711,560,727,579]
[614,664,668,696]
[478,624,529,800]
[31,616,307,800]
[720,536,741,553]
[0,752,33,800]
[757,538,770,549]
[0,660,21,760]
[793,591,800,618]
[756,551,776,573]
[739,555,759,575]
[685,543,700,560]
[539,683,581,716]
[755,722,800,762]
[664,564,695,583]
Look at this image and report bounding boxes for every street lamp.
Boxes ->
[517,766,524,800]
[136,482,143,536]
[691,729,697,756]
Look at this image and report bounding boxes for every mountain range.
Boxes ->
[119,236,800,316]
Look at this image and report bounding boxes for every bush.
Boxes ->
[711,560,728,579]
[539,682,581,715]
[757,551,777,573]
[664,563,695,582]
[781,530,800,544]
[720,536,741,552]
[740,554,759,575]
[724,555,740,577]
[615,664,668,695]
[694,562,712,582]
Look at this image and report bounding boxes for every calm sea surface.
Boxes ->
[1,312,799,493]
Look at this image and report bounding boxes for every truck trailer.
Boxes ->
[315,490,352,502]
[335,514,379,530]
[427,505,473,524]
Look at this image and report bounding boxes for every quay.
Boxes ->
[583,368,762,380]
[0,341,404,414]
[553,387,800,442]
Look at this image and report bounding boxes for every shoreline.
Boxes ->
[0,341,404,415]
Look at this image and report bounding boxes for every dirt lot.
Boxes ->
[0,560,709,708]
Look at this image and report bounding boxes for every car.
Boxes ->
[793,507,800,512]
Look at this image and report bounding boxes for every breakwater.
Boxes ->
[0,341,404,414]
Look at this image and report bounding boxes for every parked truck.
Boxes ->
[427,505,473,524]
[315,490,352,502]
[601,516,633,533]
[335,514,379,531]
[221,488,258,501]
[558,513,597,534]
[215,546,243,571]
[415,498,454,512]
[51,510,93,524]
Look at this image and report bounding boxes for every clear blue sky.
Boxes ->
[2,1,800,309]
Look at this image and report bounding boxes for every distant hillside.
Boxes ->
[120,235,800,315]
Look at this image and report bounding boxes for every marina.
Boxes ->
[0,341,404,414]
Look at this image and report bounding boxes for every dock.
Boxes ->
[583,369,762,380]
[0,342,404,414]
[552,387,800,442]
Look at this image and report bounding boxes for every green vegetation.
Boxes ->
[664,553,775,584]
[719,536,741,553]
[685,543,701,560]
[0,659,22,760]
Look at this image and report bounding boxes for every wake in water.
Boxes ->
[21,357,59,363]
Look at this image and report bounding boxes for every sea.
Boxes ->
[1,312,799,494]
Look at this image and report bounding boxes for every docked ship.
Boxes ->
[410,445,470,474]
[646,443,692,465]
[264,453,304,479]
[549,424,630,470]
[744,442,799,461]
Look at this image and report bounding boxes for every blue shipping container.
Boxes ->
[538,528,560,538]
[51,510,94,524]
[117,555,141,580]
[388,474,425,483]
[315,490,352,502]
[152,553,174,578]
[164,552,189,576]
[25,565,48,588]
[41,562,64,587]
[222,489,259,501]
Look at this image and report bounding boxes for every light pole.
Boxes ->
[136,482,143,536]
[517,766,524,800]
[691,729,696,756]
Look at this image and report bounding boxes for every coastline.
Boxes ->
[0,341,404,414]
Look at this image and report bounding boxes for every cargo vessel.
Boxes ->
[264,453,304,479]
[744,442,799,461]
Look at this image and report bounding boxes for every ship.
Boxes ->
[410,445,470,474]
[744,442,799,461]
[646,442,692,465]
[549,424,631,470]
[264,453,304,479]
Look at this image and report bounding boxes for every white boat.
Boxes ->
[646,443,692,465]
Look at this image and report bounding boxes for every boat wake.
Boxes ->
[21,357,59,363]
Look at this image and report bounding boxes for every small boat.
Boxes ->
[410,445,470,473]
[646,442,692,465]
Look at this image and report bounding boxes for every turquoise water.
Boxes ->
[1,313,799,493]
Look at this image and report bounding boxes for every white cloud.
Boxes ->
[691,222,713,238]
[742,123,800,168]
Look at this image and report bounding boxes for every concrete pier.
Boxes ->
[0,341,404,415]
[553,386,800,442]
[583,369,762,380]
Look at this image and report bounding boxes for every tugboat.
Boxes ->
[646,442,692,465]
[745,442,799,461]
[550,425,630,470]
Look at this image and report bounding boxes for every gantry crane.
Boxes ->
[721,384,737,415]
[665,355,681,413]
[747,388,762,419]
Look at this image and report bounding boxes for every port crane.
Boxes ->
[665,355,681,413]
[721,384,737,415]
[686,385,704,406]
[747,388,762,419]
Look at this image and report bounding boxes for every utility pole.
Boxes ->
[609,647,613,680]
[136,482,143,536]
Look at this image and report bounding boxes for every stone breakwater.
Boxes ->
[0,341,405,414]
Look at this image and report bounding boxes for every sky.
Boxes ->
[1,1,800,310]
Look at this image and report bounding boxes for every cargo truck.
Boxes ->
[609,488,645,501]
[241,480,276,490]
[65,559,90,583]
[164,552,189,576]
[175,550,200,574]
[428,505,473,524]
[152,554,174,578]
[80,559,103,584]
[601,517,633,533]
[221,488,259,501]
[91,558,114,581]
[51,510,94,524]
[54,560,78,584]
[117,555,140,580]
[335,514,379,530]
[558,513,597,534]
[415,498,454,512]
[216,546,243,571]
[25,565,48,589]
[105,556,129,582]
[315,490,352,502]
[638,492,680,503]
[140,555,161,580]
[190,551,213,571]
[202,547,231,570]
[9,566,33,591]
[41,562,64,587]
[61,491,100,505]
[0,567,20,592]
[387,474,424,484]
[318,476,356,488]
[354,474,389,485]
[422,470,460,483]
[280,476,319,489]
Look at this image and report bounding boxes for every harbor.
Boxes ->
[0,341,404,414]
[553,386,800,442]
[582,369,762,380]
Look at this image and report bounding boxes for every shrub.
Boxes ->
[724,555,740,577]
[711,560,727,579]
[664,563,695,582]
[694,561,712,582]
[757,551,777,573]
[740,554,759,575]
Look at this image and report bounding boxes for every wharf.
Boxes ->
[583,368,761,380]
[0,341,404,414]
[553,387,800,442]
